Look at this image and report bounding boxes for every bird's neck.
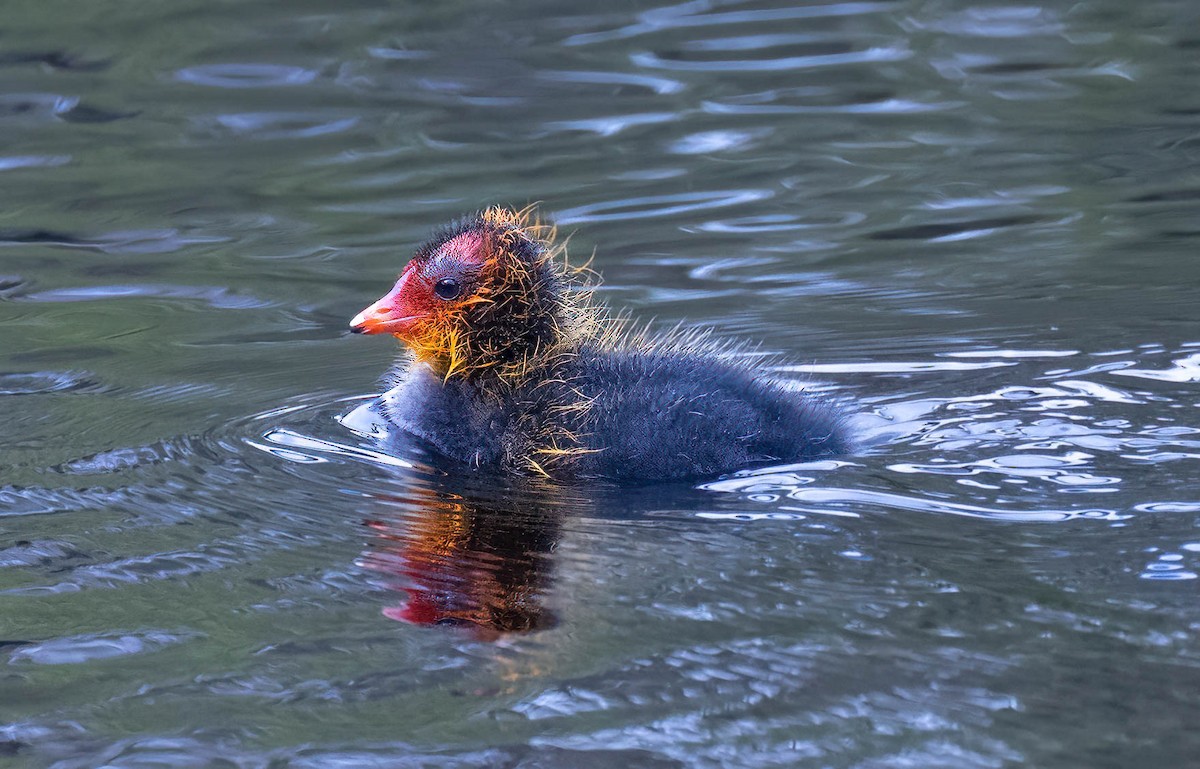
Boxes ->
[438,321,578,390]
[436,274,592,384]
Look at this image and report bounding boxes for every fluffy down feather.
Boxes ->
[353,206,849,481]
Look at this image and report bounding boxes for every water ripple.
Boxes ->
[0,155,70,171]
[202,112,360,140]
[0,227,225,254]
[8,629,197,665]
[631,44,909,72]
[0,50,108,72]
[868,215,1053,242]
[703,483,1123,523]
[555,190,772,224]
[890,452,1120,488]
[786,360,1017,373]
[542,112,677,138]
[704,95,960,115]
[912,6,1066,38]
[175,64,319,88]
[667,128,771,154]
[0,371,101,396]
[249,427,414,469]
[1113,352,1200,383]
[564,1,894,46]
[0,93,79,122]
[692,211,866,233]
[538,69,684,95]
[0,485,131,518]
[22,284,270,309]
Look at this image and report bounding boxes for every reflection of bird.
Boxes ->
[350,206,848,481]
[359,488,560,639]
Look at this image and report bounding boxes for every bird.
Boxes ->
[349,206,848,481]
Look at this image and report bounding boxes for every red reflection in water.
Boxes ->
[359,490,562,640]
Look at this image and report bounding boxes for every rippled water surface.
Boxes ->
[4,1,1200,766]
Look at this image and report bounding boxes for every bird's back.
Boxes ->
[379,344,847,481]
[568,346,847,480]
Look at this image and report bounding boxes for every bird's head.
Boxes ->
[351,207,580,380]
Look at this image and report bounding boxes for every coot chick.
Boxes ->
[350,207,848,481]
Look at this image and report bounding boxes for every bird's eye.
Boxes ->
[433,277,462,300]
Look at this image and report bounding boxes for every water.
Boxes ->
[3,0,1200,766]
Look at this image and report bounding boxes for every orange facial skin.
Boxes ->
[348,264,423,336]
[350,229,492,353]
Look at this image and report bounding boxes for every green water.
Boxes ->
[3,1,1200,767]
